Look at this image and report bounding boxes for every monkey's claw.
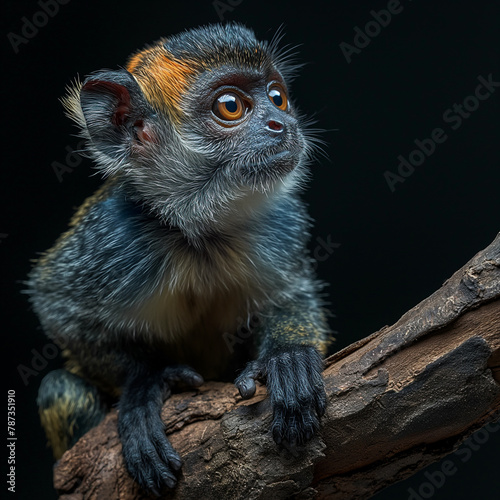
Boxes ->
[162,364,204,389]
[118,364,203,496]
[235,360,262,399]
[236,345,326,447]
[119,403,181,496]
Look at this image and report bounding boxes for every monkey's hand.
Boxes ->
[118,364,203,496]
[235,345,326,446]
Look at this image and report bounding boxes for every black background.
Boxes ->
[2,0,499,499]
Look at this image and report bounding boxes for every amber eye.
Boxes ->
[213,92,247,122]
[268,84,288,111]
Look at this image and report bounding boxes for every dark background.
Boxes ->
[2,0,499,498]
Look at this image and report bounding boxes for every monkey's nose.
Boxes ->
[266,120,284,134]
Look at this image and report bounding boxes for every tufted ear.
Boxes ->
[79,69,156,158]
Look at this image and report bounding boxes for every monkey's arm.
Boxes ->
[118,362,203,495]
[236,287,331,446]
[28,182,206,494]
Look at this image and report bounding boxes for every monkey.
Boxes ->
[28,22,332,495]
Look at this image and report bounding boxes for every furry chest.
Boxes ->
[139,285,249,338]
[137,285,255,378]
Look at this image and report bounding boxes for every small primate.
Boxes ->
[28,23,331,495]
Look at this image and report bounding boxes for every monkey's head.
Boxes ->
[65,23,316,239]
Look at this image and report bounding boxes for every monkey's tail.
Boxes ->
[38,369,107,460]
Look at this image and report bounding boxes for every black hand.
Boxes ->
[235,345,326,446]
[118,364,203,495]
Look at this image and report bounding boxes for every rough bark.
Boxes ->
[54,233,500,500]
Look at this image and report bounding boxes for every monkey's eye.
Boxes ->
[212,92,248,122]
[268,84,288,111]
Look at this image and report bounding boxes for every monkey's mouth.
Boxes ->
[245,150,298,174]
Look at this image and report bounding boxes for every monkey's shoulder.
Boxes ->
[31,180,310,298]
[29,178,165,304]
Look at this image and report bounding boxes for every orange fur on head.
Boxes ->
[126,43,197,123]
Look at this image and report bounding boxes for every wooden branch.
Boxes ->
[54,233,500,500]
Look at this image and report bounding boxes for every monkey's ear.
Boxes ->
[78,69,154,157]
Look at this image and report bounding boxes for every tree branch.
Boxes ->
[54,233,500,499]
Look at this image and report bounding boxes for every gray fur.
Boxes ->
[27,23,331,494]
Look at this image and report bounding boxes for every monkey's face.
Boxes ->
[179,64,306,192]
[69,24,314,238]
